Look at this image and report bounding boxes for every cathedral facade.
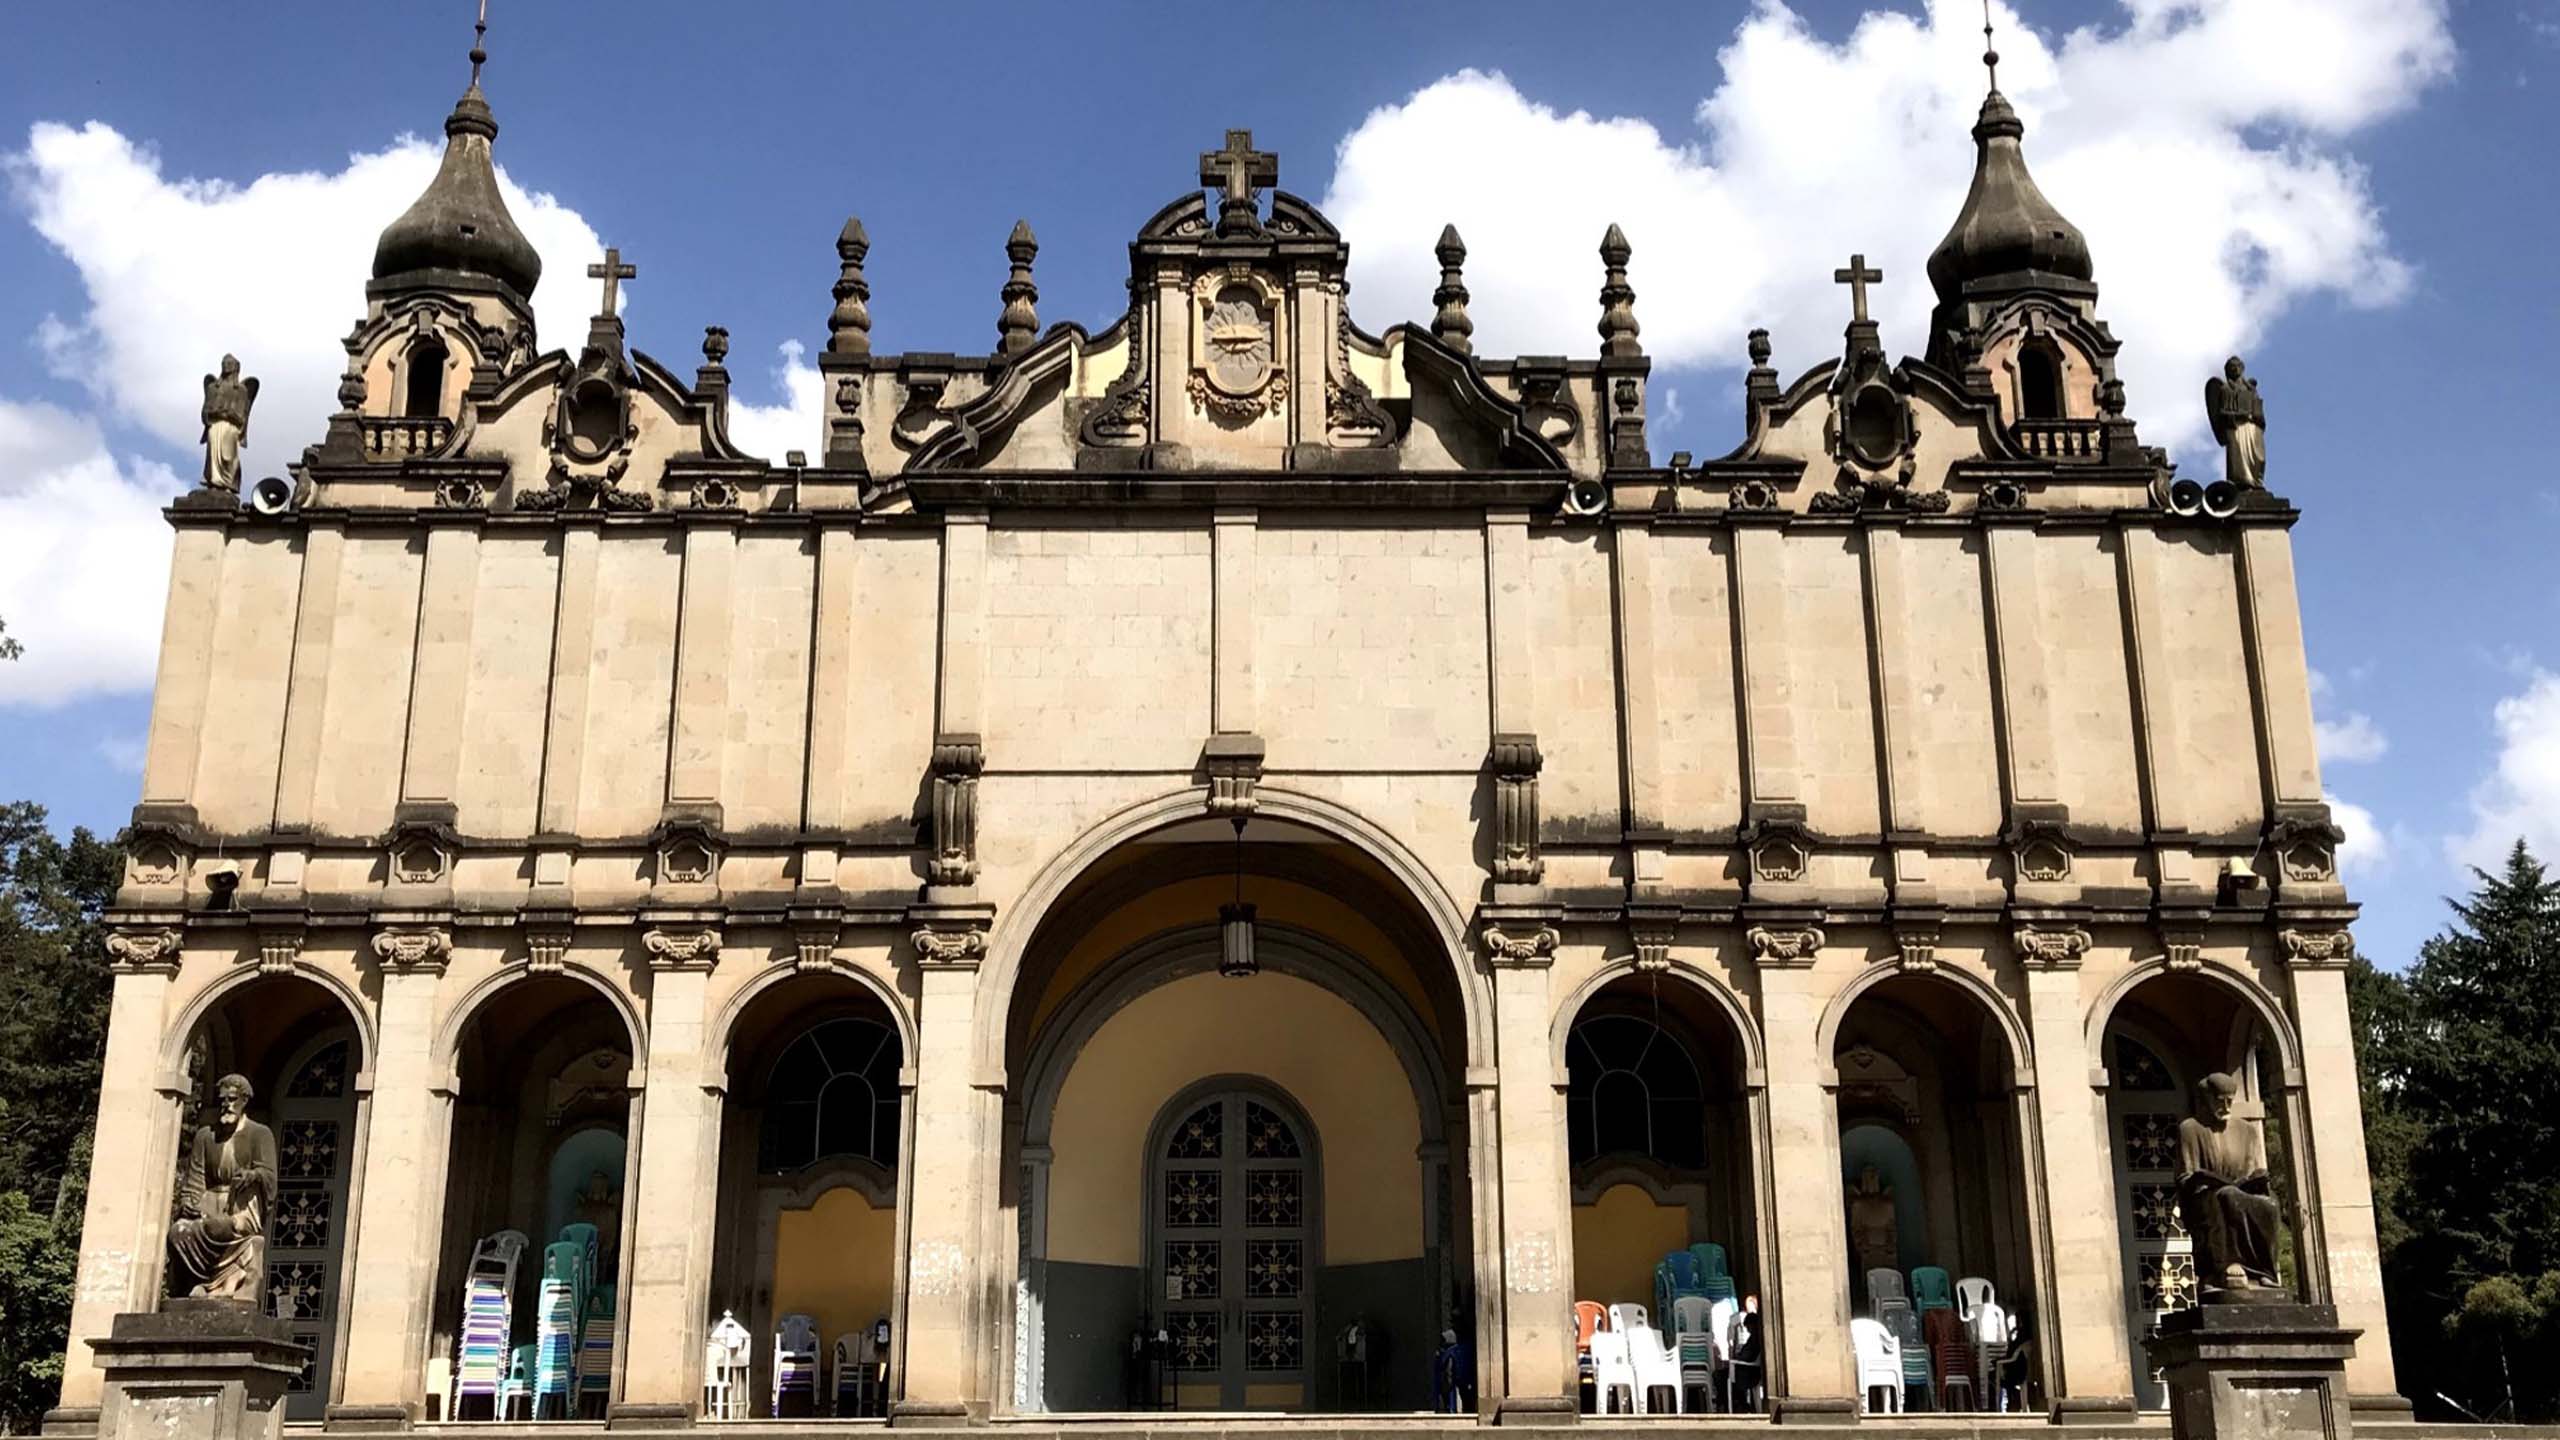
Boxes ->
[57,39,2394,1433]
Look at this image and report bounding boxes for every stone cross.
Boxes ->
[1199,129,1278,207]
[587,247,636,317]
[1834,253,1882,324]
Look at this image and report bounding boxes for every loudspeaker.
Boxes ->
[1561,477,1609,518]
[248,475,296,515]
[2163,477,2206,516]
[2201,480,2242,518]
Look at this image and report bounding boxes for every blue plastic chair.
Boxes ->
[497,1343,534,1421]
[1910,1266,1955,1315]
[1688,1243,1738,1305]
[1654,1250,1706,1323]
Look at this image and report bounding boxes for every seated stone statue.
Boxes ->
[166,1073,278,1300]
[2176,1071,2283,1295]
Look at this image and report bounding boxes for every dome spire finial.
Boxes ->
[369,0,542,301]
[1981,0,2000,96]
[468,0,489,90]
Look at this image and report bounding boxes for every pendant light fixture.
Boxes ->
[1218,815,1257,978]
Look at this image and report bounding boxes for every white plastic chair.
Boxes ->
[1707,1298,1739,1411]
[1671,1295,1716,1412]
[1587,1331,1638,1414]
[773,1313,819,1416]
[1956,1275,1996,1320]
[1968,1297,2010,1402]
[704,1310,751,1421]
[1607,1302,1652,1338]
[1626,1320,1683,1414]
[1852,1317,1903,1414]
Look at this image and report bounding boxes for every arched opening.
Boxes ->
[403,336,450,418]
[708,972,909,1419]
[2018,343,2063,421]
[1558,968,1763,1398]
[165,973,366,1420]
[430,974,637,1421]
[2098,970,2303,1410]
[1831,973,2038,1412]
[1005,809,1473,1415]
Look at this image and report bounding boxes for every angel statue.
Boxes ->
[200,354,260,493]
[2204,355,2265,489]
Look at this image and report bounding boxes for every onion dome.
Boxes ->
[371,78,543,300]
[1925,86,2091,306]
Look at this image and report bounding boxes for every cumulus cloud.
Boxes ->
[725,340,824,465]
[2450,669,2560,870]
[2325,790,2390,880]
[1321,0,2452,457]
[2315,711,2388,766]
[0,120,612,706]
[0,398,184,705]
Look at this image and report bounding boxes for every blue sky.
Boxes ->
[2,0,2553,968]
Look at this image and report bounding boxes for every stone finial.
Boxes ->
[1597,224,1641,359]
[697,325,730,396]
[997,219,1040,358]
[1745,327,1779,414]
[828,216,872,358]
[1431,223,1473,355]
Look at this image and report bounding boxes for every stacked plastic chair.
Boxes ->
[531,1240,588,1418]
[1910,1266,1956,1316]
[773,1313,820,1417]
[1689,1243,1738,1305]
[1866,1267,1909,1313]
[1572,1301,1608,1412]
[1924,1306,1980,1410]
[1851,1317,1903,1414]
[1671,1296,1716,1412]
[1653,1249,1706,1328]
[498,1342,534,1421]
[704,1311,752,1421]
[1957,1277,2008,1404]
[1878,1296,1931,1408]
[577,1283,616,1415]
[450,1230,527,1420]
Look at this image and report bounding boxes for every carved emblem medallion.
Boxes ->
[1189,271,1285,420]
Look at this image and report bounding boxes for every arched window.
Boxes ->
[2018,343,2063,420]
[758,1018,901,1174]
[403,337,449,418]
[1565,1013,1706,1168]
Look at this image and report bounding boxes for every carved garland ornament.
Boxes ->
[370,927,453,974]
[2013,925,2092,967]
[2279,928,2356,966]
[912,926,988,967]
[642,927,722,969]
[1481,923,1559,964]
[1747,925,1827,965]
[105,926,185,974]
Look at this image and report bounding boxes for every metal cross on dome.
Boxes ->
[587,247,636,318]
[1834,253,1882,325]
[1200,129,1278,236]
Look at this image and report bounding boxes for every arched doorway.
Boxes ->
[1001,806,1476,1415]
[2097,969,2304,1409]
[1556,969,1764,1334]
[166,974,366,1420]
[710,970,910,1418]
[1144,1081,1321,1408]
[430,974,639,1421]
[1828,972,2040,1407]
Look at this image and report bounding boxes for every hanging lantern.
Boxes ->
[1218,815,1258,978]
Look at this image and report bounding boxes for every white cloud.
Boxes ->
[94,732,147,775]
[1321,0,2451,458]
[9,121,606,483]
[2325,790,2390,879]
[0,120,613,707]
[2315,711,2388,765]
[2450,668,2560,870]
[0,398,183,705]
[725,340,824,465]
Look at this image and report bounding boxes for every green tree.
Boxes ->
[0,804,117,1433]
[2357,841,2560,1421]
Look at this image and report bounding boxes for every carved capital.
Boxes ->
[793,919,845,974]
[1490,734,1544,886]
[105,926,184,975]
[642,926,723,971]
[251,924,306,977]
[1893,917,1943,974]
[1746,924,1826,967]
[910,924,987,969]
[1202,733,1265,818]
[1480,923,1559,967]
[2157,923,2207,973]
[2013,924,2092,968]
[2279,927,2356,969]
[524,925,574,975]
[928,734,985,887]
[370,925,453,975]
[1628,913,1678,974]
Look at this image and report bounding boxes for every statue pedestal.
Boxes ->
[88,1301,307,1440]
[2146,1301,2360,1440]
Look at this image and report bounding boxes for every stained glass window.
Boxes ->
[1244,1102,1300,1158]
[1167,1102,1223,1160]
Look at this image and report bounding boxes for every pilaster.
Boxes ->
[269,522,347,846]
[1212,508,1257,735]
[1610,518,1667,884]
[1752,922,1853,1417]
[2017,930,2138,1411]
[1732,526,1802,812]
[1478,920,1575,1421]
[58,928,185,1410]
[897,911,993,1423]
[398,524,482,811]
[667,521,739,812]
[801,526,857,890]
[535,523,603,856]
[613,924,724,1420]
[332,925,453,1421]
[2281,927,2396,1400]
[142,526,227,812]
